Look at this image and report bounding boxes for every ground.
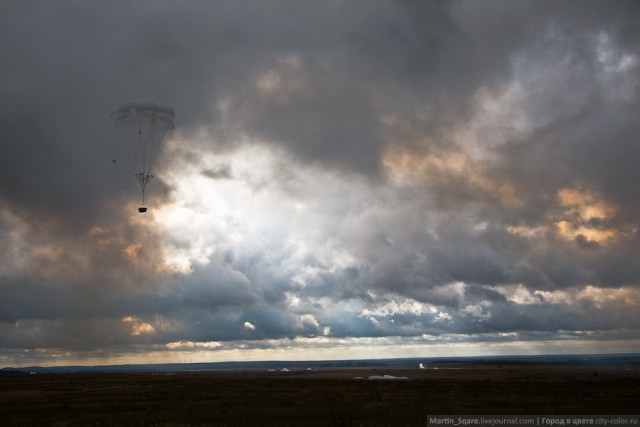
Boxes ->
[1,363,639,426]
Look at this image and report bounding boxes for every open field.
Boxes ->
[1,363,639,426]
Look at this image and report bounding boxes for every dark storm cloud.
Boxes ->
[2,0,638,215]
[2,0,640,363]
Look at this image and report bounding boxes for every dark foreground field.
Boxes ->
[1,364,639,426]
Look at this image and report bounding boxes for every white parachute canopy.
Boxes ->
[110,102,175,211]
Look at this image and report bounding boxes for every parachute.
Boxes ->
[109,102,175,213]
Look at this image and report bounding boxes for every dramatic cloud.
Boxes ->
[1,0,639,366]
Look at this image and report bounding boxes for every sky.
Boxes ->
[1,0,639,367]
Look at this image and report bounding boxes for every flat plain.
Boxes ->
[1,363,639,426]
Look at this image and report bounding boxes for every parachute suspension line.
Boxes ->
[136,108,149,208]
[135,110,164,208]
[111,124,137,191]
[136,172,153,205]
[149,121,170,181]
[111,149,137,190]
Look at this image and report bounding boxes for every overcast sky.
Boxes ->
[1,0,639,367]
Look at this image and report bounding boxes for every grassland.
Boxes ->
[1,364,639,426]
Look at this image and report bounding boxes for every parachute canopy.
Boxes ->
[110,102,175,211]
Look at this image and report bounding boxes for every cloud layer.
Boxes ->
[1,0,639,366]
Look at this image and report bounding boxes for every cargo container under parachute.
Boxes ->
[109,102,175,213]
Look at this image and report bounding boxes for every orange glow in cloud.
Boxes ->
[124,243,143,264]
[554,188,619,244]
[558,188,616,222]
[122,316,156,336]
[383,145,519,206]
[87,226,122,247]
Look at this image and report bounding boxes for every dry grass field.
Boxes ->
[1,364,639,426]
